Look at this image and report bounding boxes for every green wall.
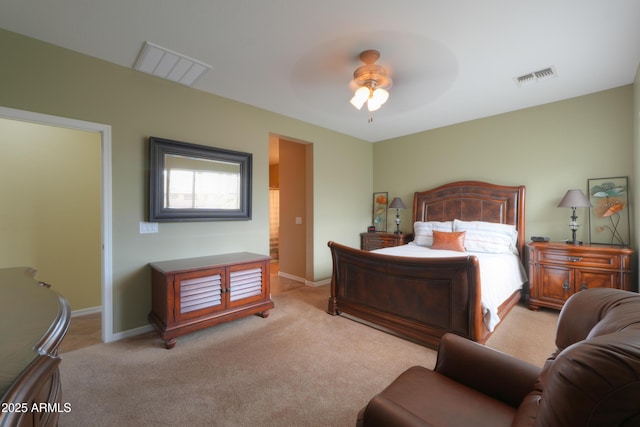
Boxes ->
[374,86,635,247]
[0,119,102,310]
[0,29,372,334]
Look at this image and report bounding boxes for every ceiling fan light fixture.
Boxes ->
[350,86,370,110]
[350,50,392,113]
[367,99,382,112]
[371,87,389,105]
[367,88,388,111]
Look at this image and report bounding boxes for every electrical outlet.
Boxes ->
[139,221,158,234]
[295,217,302,225]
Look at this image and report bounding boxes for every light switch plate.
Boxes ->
[139,221,159,234]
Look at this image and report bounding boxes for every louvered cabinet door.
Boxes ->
[227,261,269,309]
[174,267,226,322]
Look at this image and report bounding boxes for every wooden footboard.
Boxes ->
[327,241,484,349]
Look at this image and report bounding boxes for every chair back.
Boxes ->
[515,288,640,426]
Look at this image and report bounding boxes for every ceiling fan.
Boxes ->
[349,49,392,112]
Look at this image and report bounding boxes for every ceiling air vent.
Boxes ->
[515,73,535,87]
[534,67,555,80]
[514,66,557,87]
[133,42,211,86]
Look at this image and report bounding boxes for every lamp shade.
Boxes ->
[367,87,389,111]
[557,189,592,208]
[389,197,406,210]
[350,86,369,110]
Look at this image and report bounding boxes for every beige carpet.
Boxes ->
[58,285,557,427]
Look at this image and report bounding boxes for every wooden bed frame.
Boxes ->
[327,181,526,348]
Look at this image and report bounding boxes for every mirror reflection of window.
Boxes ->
[163,154,241,210]
[149,137,252,221]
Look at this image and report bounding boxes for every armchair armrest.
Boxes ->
[434,333,540,407]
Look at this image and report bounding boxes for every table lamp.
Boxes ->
[389,197,406,234]
[557,189,592,245]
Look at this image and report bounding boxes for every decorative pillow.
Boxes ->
[413,221,453,247]
[431,230,466,252]
[453,219,518,254]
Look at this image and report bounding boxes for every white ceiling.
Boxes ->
[1,0,639,142]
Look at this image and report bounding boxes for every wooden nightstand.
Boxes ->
[527,242,634,311]
[360,232,411,251]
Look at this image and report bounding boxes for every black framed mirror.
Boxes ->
[149,136,252,221]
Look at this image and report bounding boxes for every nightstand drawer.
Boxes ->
[360,232,411,251]
[538,249,620,269]
[366,237,385,245]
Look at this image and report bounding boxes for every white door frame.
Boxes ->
[0,106,114,343]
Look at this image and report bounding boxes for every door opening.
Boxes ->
[0,106,114,343]
[268,134,313,284]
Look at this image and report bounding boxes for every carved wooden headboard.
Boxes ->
[413,181,526,260]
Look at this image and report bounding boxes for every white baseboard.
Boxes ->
[70,305,153,343]
[278,271,330,287]
[278,271,303,282]
[107,324,154,343]
[71,306,102,318]
[306,278,330,287]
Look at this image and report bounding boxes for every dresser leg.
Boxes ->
[528,303,540,311]
[257,310,270,318]
[164,338,176,349]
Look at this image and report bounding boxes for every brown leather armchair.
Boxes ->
[357,288,640,426]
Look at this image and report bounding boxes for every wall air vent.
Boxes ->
[133,41,211,86]
[514,66,557,87]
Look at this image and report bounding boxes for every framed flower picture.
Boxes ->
[372,192,388,231]
[587,176,630,246]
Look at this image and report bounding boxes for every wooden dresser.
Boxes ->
[360,232,411,251]
[0,267,71,427]
[528,242,634,310]
[148,253,273,349]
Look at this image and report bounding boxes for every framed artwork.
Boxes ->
[372,192,388,231]
[587,176,630,246]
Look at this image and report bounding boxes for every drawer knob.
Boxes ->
[567,256,582,262]
[580,283,588,291]
[562,281,571,292]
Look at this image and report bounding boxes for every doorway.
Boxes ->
[0,106,113,343]
[269,134,313,284]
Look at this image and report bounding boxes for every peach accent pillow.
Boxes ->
[431,230,466,252]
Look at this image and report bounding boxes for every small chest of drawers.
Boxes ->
[360,232,411,251]
[528,242,634,310]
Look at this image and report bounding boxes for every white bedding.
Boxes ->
[372,242,527,332]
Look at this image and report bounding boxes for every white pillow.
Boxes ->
[413,221,453,247]
[453,219,518,254]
